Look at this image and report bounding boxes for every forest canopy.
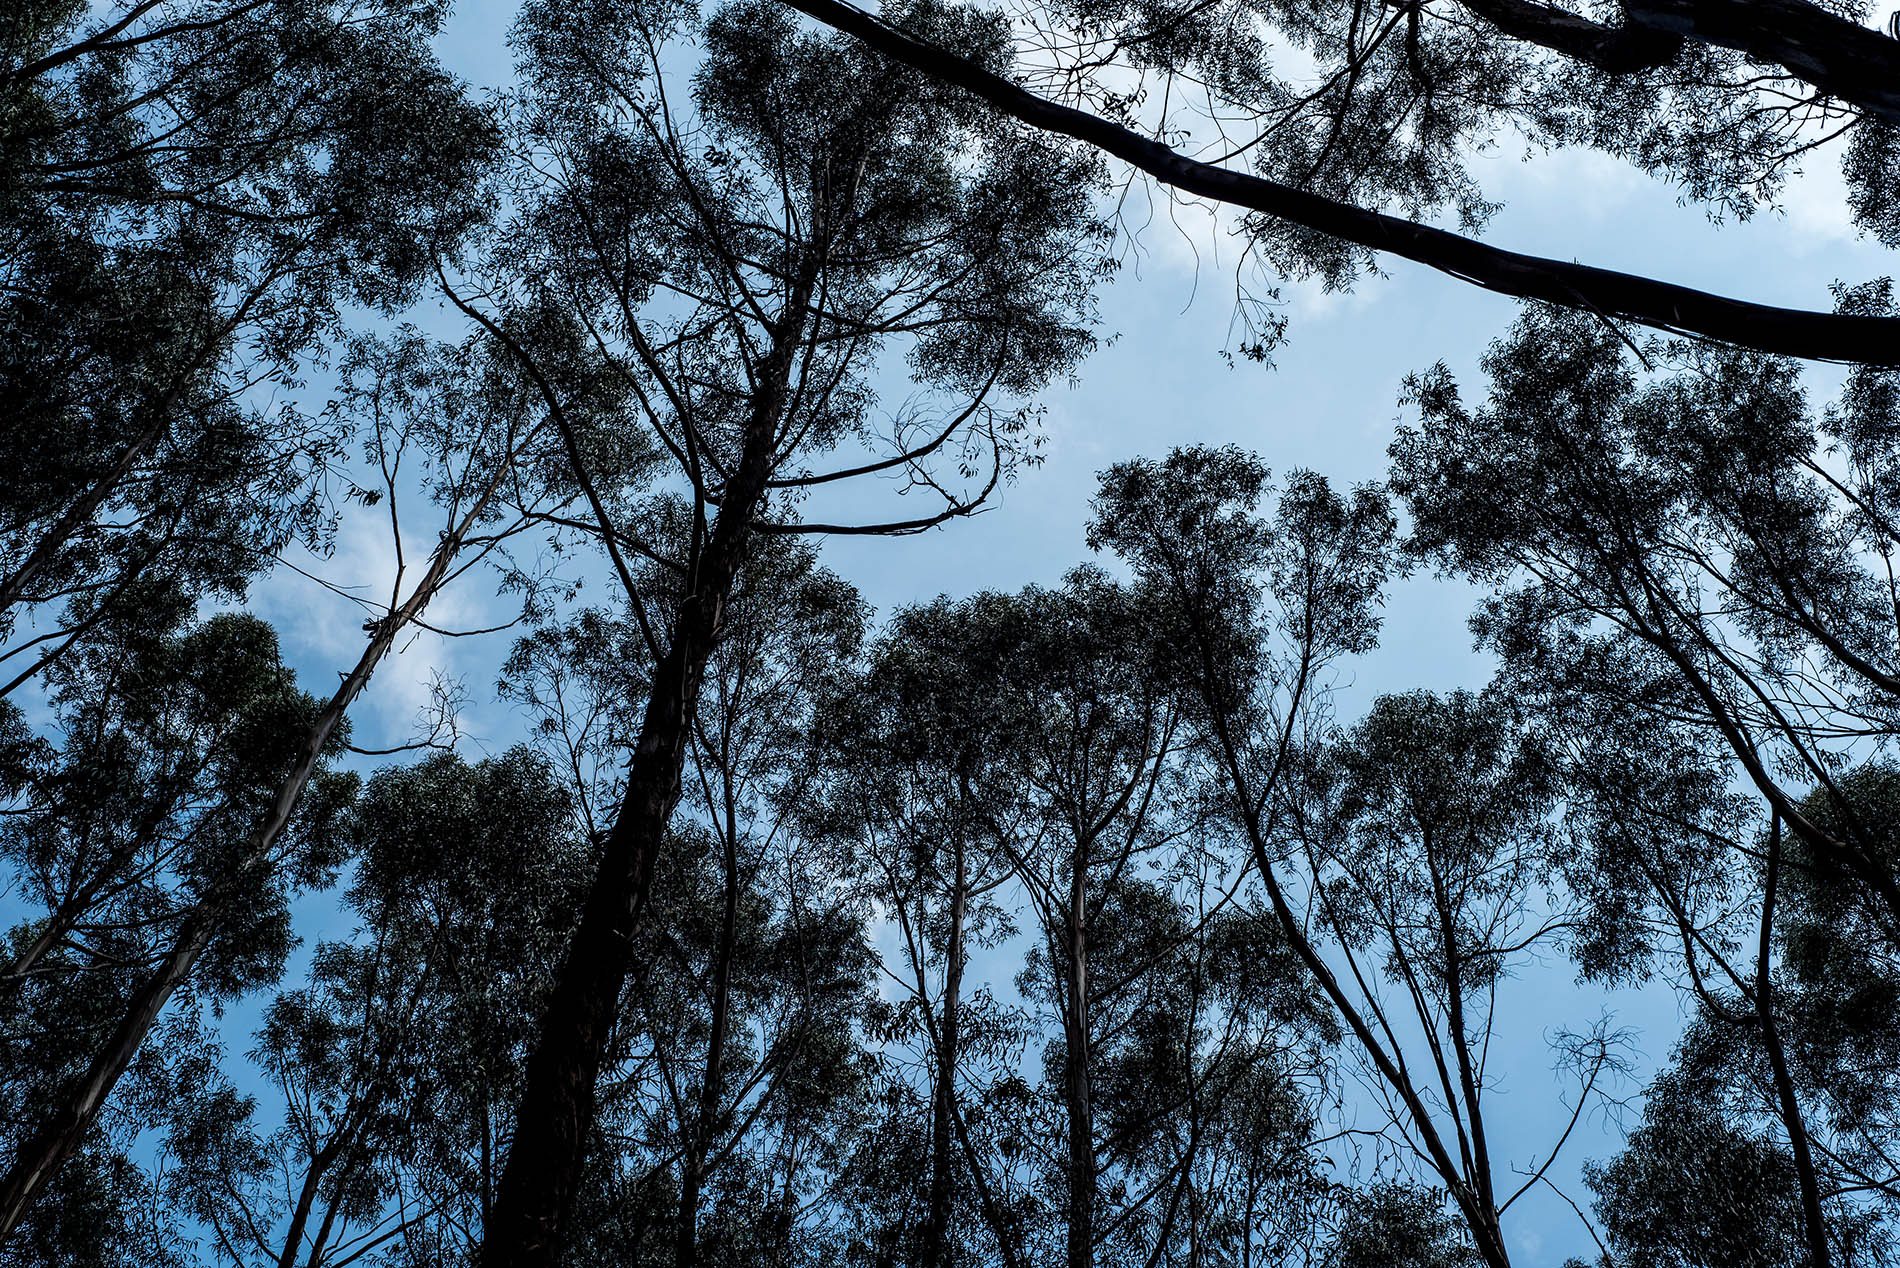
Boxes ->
[3,0,1899,1264]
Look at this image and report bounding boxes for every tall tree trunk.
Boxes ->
[677,819,741,1268]
[479,264,818,1268]
[277,1125,356,1268]
[481,1093,495,1231]
[1757,815,1833,1268]
[923,825,969,1268]
[0,481,502,1242]
[1430,856,1503,1255]
[1062,855,1093,1268]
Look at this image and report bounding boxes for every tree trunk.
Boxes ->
[1756,816,1833,1268]
[1062,856,1093,1268]
[479,263,819,1268]
[677,819,741,1268]
[923,827,969,1268]
[0,480,502,1242]
[277,1126,354,1268]
[1430,855,1503,1255]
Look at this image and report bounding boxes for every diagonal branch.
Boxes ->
[779,0,1900,365]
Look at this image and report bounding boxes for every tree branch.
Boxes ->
[779,0,1900,365]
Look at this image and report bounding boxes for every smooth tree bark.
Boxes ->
[1061,855,1095,1268]
[923,815,970,1268]
[1755,815,1833,1268]
[676,809,744,1268]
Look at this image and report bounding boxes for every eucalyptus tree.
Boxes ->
[0,610,353,1257]
[1554,699,1847,1265]
[455,0,1108,1258]
[981,569,1245,1268]
[1773,765,1900,1224]
[650,541,871,1268]
[1332,1181,1484,1268]
[1086,448,1592,1266]
[1280,688,1622,1266]
[1389,300,1900,972]
[1386,301,1900,1264]
[499,541,881,1266]
[778,0,1900,361]
[806,592,1042,1268]
[880,571,1178,1268]
[1018,855,1337,1268]
[589,824,877,1268]
[1564,763,1900,1268]
[0,324,577,1239]
[157,749,586,1268]
[0,0,496,674]
[812,572,1335,1268]
[1585,1067,1823,1268]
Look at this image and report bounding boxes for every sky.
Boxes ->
[232,5,1900,1261]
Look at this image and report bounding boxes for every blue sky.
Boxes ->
[235,5,1899,1260]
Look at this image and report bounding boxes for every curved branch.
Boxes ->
[780,0,1900,365]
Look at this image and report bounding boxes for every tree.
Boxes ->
[460,0,1107,1257]
[1332,1180,1484,1268]
[777,0,1900,361]
[1563,762,1900,1268]
[1284,688,1622,1266]
[159,748,587,1268]
[0,321,570,1238]
[807,592,1043,1268]
[1389,301,1900,1263]
[0,0,497,670]
[1392,301,1900,946]
[651,542,871,1268]
[498,542,883,1266]
[1089,447,1600,1267]
[992,572,1185,1268]
[0,610,357,1251]
[1586,1070,1818,1268]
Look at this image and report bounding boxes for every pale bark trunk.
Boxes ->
[0,475,504,1241]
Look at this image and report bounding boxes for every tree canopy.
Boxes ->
[4,0,1900,1263]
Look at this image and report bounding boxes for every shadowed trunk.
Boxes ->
[1062,853,1093,1268]
[479,259,820,1268]
[677,816,742,1268]
[1756,815,1833,1268]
